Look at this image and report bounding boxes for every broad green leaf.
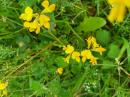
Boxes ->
[76,17,106,32]
[96,30,111,46]
[71,62,82,74]
[107,44,120,59]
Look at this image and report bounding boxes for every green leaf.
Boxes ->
[122,38,130,64]
[76,17,106,32]
[30,79,46,96]
[102,60,116,69]
[72,67,89,95]
[107,44,120,59]
[127,45,130,64]
[96,30,111,46]
[48,79,61,96]
[18,0,39,6]
[71,62,82,74]
[58,89,71,97]
[31,61,47,79]
[55,56,67,67]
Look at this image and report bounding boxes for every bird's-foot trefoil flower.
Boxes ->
[86,36,99,49]
[63,36,106,65]
[19,7,33,22]
[39,14,50,29]
[0,81,8,97]
[41,0,56,13]
[63,45,80,63]
[19,0,56,34]
[71,51,80,63]
[63,45,74,54]
[81,50,93,63]
[107,0,130,23]
[57,68,63,75]
[92,46,106,55]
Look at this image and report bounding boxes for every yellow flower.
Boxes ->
[30,21,40,34]
[107,0,129,23]
[24,21,40,34]
[71,51,80,62]
[86,36,99,49]
[125,0,130,7]
[63,45,81,63]
[108,0,119,5]
[24,21,30,28]
[107,7,119,23]
[19,7,33,21]
[57,68,63,75]
[19,1,54,33]
[35,26,41,34]
[63,45,74,54]
[108,5,126,23]
[90,56,97,65]
[93,46,106,55]
[0,82,8,90]
[64,55,71,63]
[39,14,50,29]
[81,50,93,63]
[42,0,56,13]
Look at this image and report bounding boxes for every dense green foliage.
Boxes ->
[0,0,130,97]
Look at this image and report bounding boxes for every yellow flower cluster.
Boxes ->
[63,36,106,65]
[81,36,106,65]
[19,0,55,34]
[0,81,8,97]
[107,0,130,23]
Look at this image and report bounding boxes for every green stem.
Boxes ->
[56,20,84,42]
[66,22,84,42]
[48,31,64,46]
[7,17,23,27]
[116,38,127,63]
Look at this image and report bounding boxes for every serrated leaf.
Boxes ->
[76,17,106,32]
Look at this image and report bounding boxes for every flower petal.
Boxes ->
[116,5,126,23]
[42,0,49,8]
[107,7,119,23]
[24,22,30,28]
[25,7,33,14]
[43,22,50,29]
